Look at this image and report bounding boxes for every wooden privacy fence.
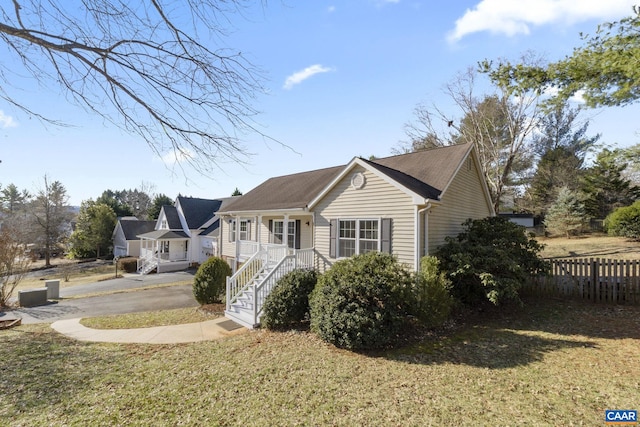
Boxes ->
[525,258,640,305]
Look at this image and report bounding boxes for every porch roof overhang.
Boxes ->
[137,230,189,240]
[219,208,310,217]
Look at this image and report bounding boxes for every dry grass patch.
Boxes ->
[80,305,225,329]
[539,234,640,260]
[17,263,117,291]
[2,298,638,426]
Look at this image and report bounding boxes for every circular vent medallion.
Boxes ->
[351,172,365,190]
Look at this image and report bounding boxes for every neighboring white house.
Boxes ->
[112,217,156,258]
[217,143,495,327]
[135,196,237,274]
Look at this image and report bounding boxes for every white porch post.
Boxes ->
[257,215,262,248]
[156,239,160,273]
[234,215,240,270]
[283,214,289,250]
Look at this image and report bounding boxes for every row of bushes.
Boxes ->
[194,217,548,350]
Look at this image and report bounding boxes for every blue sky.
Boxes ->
[2,0,640,205]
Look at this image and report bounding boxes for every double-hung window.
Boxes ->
[271,220,298,249]
[229,219,251,242]
[337,219,379,257]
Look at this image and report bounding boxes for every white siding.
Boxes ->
[314,165,417,271]
[428,156,493,251]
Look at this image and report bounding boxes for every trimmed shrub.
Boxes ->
[262,269,318,330]
[604,201,640,239]
[435,216,549,306]
[409,256,454,328]
[193,257,232,304]
[309,252,412,350]
[117,257,138,273]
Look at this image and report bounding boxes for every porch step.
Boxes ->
[224,308,257,329]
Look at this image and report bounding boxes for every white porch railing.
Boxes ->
[226,247,314,327]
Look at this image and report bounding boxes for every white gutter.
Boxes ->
[415,202,432,271]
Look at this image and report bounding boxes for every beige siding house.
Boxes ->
[219,143,493,271]
[220,143,494,327]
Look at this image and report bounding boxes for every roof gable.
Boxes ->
[309,144,474,208]
[158,205,183,230]
[176,196,224,229]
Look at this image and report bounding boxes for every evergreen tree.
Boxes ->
[582,149,639,219]
[544,187,587,238]
[231,187,243,196]
[96,190,133,218]
[31,176,72,266]
[0,183,31,213]
[524,104,598,214]
[148,194,174,220]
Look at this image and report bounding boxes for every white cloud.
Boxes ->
[160,148,193,165]
[328,6,336,13]
[0,110,17,128]
[448,0,638,43]
[283,64,334,90]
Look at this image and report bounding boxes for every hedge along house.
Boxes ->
[136,196,237,274]
[219,143,494,328]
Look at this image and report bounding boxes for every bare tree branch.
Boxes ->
[0,0,276,174]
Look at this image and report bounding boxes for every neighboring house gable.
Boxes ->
[112,217,156,257]
[176,196,223,231]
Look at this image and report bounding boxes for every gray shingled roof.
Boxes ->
[161,205,183,229]
[222,166,344,212]
[119,219,156,240]
[365,143,471,199]
[177,196,224,229]
[221,144,472,213]
[138,230,189,240]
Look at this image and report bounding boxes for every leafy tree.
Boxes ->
[483,8,640,108]
[604,201,640,240]
[435,216,549,305]
[543,187,587,238]
[0,0,275,173]
[68,201,117,259]
[582,149,639,219]
[148,194,174,220]
[0,226,32,307]
[30,176,72,267]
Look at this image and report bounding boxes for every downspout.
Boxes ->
[415,202,432,271]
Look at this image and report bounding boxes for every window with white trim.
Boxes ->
[271,220,297,248]
[338,219,379,257]
[229,219,251,242]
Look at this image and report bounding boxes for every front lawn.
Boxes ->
[2,298,638,426]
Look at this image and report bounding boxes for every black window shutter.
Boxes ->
[268,219,273,244]
[295,220,301,249]
[381,218,392,254]
[329,219,337,258]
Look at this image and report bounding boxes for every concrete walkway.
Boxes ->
[50,316,247,344]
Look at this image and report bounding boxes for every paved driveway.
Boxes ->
[4,271,200,324]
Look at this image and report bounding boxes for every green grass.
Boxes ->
[80,306,224,329]
[2,298,639,426]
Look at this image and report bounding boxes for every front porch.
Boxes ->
[137,230,190,274]
[225,245,315,328]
